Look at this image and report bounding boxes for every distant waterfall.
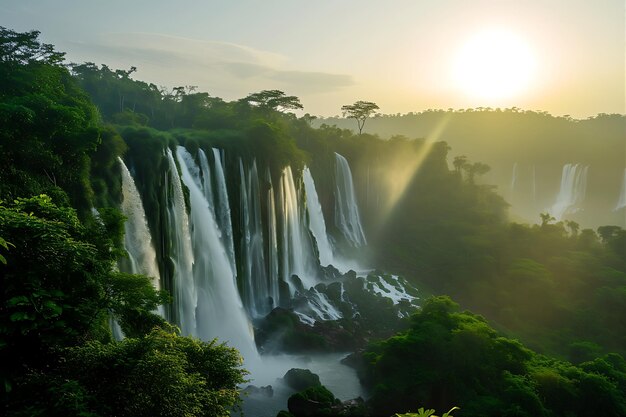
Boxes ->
[279,166,318,293]
[239,159,271,317]
[532,165,537,202]
[176,147,258,360]
[303,166,334,267]
[550,163,589,220]
[118,157,162,294]
[510,162,518,193]
[334,153,367,246]
[616,168,626,211]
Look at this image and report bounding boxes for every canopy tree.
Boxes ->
[341,100,379,134]
[0,26,64,65]
[241,89,303,112]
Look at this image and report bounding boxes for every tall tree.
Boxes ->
[0,26,64,65]
[341,100,379,134]
[240,89,303,112]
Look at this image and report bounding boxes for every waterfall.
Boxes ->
[334,153,367,246]
[303,166,334,267]
[532,165,537,202]
[510,162,518,193]
[267,169,280,309]
[198,150,215,211]
[308,289,343,321]
[198,150,237,282]
[176,147,258,360]
[279,166,318,293]
[616,168,626,211]
[165,149,196,334]
[118,157,163,315]
[211,148,237,273]
[549,163,589,220]
[239,159,271,317]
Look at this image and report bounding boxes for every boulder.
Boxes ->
[282,368,321,391]
[242,384,274,397]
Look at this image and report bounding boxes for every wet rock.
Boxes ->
[242,384,274,397]
[282,368,321,391]
[287,385,337,417]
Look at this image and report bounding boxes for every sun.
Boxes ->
[453,29,537,102]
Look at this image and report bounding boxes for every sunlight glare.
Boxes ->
[376,114,452,231]
[453,29,537,101]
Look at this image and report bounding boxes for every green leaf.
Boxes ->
[10,311,34,322]
[43,300,63,317]
[7,296,30,307]
[442,407,460,417]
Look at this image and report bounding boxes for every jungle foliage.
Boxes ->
[362,296,626,417]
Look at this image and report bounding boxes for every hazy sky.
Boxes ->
[2,0,624,117]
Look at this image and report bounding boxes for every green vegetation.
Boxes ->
[9,326,246,417]
[0,195,246,416]
[395,406,460,417]
[377,173,626,360]
[341,100,380,135]
[286,385,340,417]
[363,296,626,417]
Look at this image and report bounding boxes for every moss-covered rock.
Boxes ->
[283,368,321,391]
[287,385,338,417]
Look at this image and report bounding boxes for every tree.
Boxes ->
[341,100,379,134]
[0,26,65,65]
[0,28,102,213]
[9,326,247,417]
[241,89,303,112]
[452,155,468,172]
[452,156,490,183]
[463,161,490,184]
[0,196,167,393]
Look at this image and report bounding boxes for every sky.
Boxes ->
[2,0,624,117]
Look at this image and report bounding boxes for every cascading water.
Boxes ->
[165,149,196,334]
[198,150,238,283]
[303,166,334,267]
[615,168,626,211]
[211,148,237,273]
[239,159,271,317]
[532,165,537,202]
[198,150,216,211]
[266,169,280,309]
[549,163,589,220]
[334,153,367,246]
[307,289,343,321]
[176,147,258,360]
[510,162,518,193]
[118,157,164,315]
[118,158,162,290]
[279,166,318,293]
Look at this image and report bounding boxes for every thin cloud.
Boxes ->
[267,70,354,93]
[65,32,354,97]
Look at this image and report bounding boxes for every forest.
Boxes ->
[1,27,625,417]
